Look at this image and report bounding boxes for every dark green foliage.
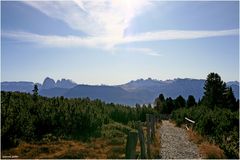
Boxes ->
[147,103,152,108]
[174,95,186,109]
[159,94,165,101]
[32,84,38,102]
[225,87,238,111]
[1,91,156,150]
[154,94,165,113]
[187,95,196,107]
[172,106,239,158]
[164,97,174,114]
[202,72,226,108]
[157,72,239,158]
[202,73,238,111]
[154,94,177,114]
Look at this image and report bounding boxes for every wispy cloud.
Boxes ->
[3,29,238,48]
[124,29,239,42]
[23,0,151,37]
[115,47,163,57]
[2,31,125,49]
[2,31,110,48]
[2,1,239,56]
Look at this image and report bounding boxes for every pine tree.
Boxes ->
[225,87,237,111]
[175,95,186,108]
[164,97,174,114]
[202,72,226,109]
[154,93,165,113]
[187,95,196,107]
[32,84,38,102]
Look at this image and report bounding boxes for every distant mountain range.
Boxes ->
[1,77,239,106]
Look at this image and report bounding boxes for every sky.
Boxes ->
[1,1,239,85]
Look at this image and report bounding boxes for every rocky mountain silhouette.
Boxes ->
[1,77,239,105]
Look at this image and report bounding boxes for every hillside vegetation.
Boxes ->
[154,73,239,158]
[1,91,156,151]
[1,72,239,158]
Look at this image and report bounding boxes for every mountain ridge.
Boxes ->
[1,77,239,105]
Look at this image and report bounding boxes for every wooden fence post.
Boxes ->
[146,114,151,158]
[151,115,155,141]
[125,130,138,159]
[137,122,146,159]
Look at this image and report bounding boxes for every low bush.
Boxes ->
[1,91,156,150]
[171,106,239,158]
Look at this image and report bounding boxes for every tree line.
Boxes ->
[153,72,239,158]
[154,72,238,113]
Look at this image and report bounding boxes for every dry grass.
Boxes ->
[199,142,225,159]
[2,122,161,159]
[187,128,226,159]
[2,140,89,159]
[153,123,161,158]
[150,127,161,158]
[135,136,141,158]
[187,128,205,145]
[2,137,125,159]
[2,122,128,159]
[141,122,161,159]
[169,119,177,126]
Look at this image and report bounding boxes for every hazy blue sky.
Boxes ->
[1,1,239,85]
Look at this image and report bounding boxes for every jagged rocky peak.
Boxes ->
[56,78,77,89]
[147,77,152,80]
[42,77,56,89]
[41,77,77,89]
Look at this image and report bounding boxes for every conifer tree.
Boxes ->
[32,84,38,102]
[202,72,226,108]
[187,95,196,107]
[225,87,237,111]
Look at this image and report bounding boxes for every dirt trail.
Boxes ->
[159,120,201,159]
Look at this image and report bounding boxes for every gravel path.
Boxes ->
[159,120,201,159]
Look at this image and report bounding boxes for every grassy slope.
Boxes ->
[2,122,161,159]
